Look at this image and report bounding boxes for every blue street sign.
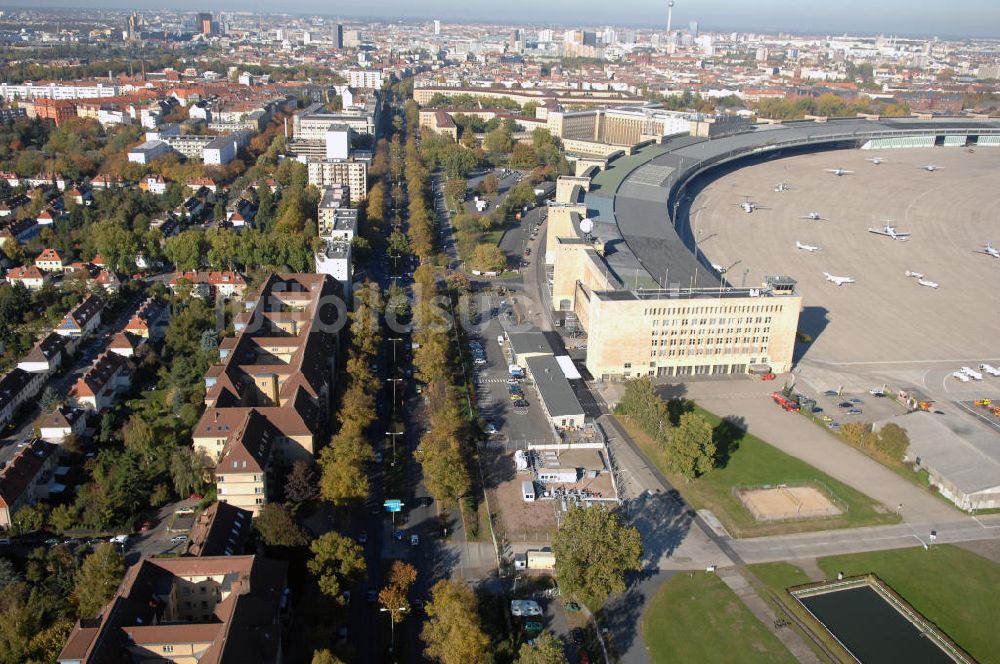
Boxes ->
[384,499,403,513]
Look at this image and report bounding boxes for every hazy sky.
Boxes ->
[21,0,1000,38]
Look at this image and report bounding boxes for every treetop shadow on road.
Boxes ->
[599,582,647,659]
[624,491,693,570]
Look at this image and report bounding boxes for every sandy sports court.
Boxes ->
[738,484,843,522]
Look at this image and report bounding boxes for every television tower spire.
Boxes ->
[667,0,675,34]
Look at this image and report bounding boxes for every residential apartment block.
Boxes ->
[195,274,342,514]
[58,555,288,663]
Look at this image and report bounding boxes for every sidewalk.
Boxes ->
[717,568,822,664]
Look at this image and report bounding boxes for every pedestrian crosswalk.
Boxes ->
[476,377,510,384]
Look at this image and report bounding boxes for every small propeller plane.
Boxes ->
[801,212,826,221]
[824,272,855,286]
[973,242,999,259]
[866,157,885,165]
[825,168,854,176]
[773,182,792,192]
[868,222,911,241]
[734,196,767,214]
[921,164,943,172]
[795,241,821,253]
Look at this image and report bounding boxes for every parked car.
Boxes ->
[838,401,854,409]
[511,600,543,617]
[139,520,154,532]
[357,531,368,544]
[366,587,377,603]
[513,399,528,408]
[847,408,863,415]
[170,535,188,544]
[410,534,420,547]
[485,422,498,435]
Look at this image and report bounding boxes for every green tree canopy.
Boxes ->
[74,543,126,618]
[517,630,568,664]
[666,411,717,479]
[255,503,311,547]
[307,532,367,602]
[421,580,490,664]
[552,505,642,606]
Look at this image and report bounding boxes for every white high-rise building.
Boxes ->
[434,19,441,35]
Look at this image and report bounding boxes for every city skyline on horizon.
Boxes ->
[5,0,1000,40]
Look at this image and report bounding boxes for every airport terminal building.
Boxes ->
[546,116,1000,381]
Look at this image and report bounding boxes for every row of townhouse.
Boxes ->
[193,273,342,515]
[0,295,107,428]
[168,270,248,300]
[4,256,122,293]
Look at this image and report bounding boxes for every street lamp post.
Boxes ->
[388,337,403,365]
[386,430,403,465]
[387,377,403,413]
[380,606,408,654]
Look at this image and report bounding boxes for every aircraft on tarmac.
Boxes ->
[773,182,792,192]
[906,271,938,288]
[866,157,886,165]
[801,212,827,221]
[921,164,943,172]
[825,168,854,176]
[868,222,911,240]
[734,196,767,213]
[824,272,856,286]
[974,242,1000,258]
[795,241,822,252]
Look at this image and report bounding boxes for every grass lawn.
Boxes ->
[747,562,814,592]
[619,409,900,537]
[642,572,797,664]
[817,545,1000,663]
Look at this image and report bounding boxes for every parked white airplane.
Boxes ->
[961,366,984,380]
[952,371,971,382]
[868,223,911,240]
[974,242,1000,259]
[825,168,854,176]
[866,157,885,165]
[734,196,767,213]
[773,182,792,192]
[921,164,943,172]
[796,241,822,252]
[904,270,924,279]
[824,272,855,286]
[916,278,939,288]
[801,212,826,221]
[980,363,1000,377]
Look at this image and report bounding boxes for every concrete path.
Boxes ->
[717,568,822,664]
[677,379,961,522]
[731,514,1000,564]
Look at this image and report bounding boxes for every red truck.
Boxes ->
[771,392,800,412]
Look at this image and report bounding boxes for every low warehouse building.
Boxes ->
[877,410,1000,511]
[525,355,585,429]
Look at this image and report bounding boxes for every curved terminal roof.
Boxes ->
[584,117,1000,289]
